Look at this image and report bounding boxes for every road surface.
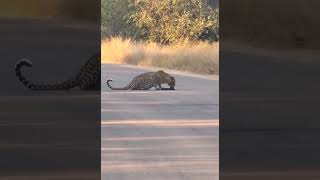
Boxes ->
[101,64,219,180]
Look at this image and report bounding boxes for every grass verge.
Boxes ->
[101,37,219,75]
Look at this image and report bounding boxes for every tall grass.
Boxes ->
[101,37,219,75]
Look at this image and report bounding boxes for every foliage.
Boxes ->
[101,0,139,38]
[129,0,219,44]
[101,0,219,44]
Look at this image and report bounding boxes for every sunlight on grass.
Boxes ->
[101,37,219,75]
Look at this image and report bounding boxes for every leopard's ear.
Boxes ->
[157,70,164,73]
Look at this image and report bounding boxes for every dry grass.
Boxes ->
[101,37,219,75]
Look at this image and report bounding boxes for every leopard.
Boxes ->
[15,53,101,90]
[107,70,175,90]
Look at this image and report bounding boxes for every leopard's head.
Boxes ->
[157,70,175,89]
[168,76,175,90]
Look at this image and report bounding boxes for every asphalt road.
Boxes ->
[101,64,219,180]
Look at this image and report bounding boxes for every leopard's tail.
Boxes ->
[106,78,130,90]
[15,59,78,90]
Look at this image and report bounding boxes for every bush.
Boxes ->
[129,0,219,44]
[101,0,219,43]
[101,0,139,38]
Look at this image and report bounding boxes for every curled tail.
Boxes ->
[15,59,78,90]
[106,78,130,90]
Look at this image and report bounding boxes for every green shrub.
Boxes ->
[129,0,219,44]
[101,0,139,38]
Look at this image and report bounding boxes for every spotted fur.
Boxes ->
[107,70,175,90]
[15,53,101,90]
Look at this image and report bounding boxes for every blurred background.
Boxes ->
[222,0,320,49]
[0,0,100,179]
[0,0,99,22]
